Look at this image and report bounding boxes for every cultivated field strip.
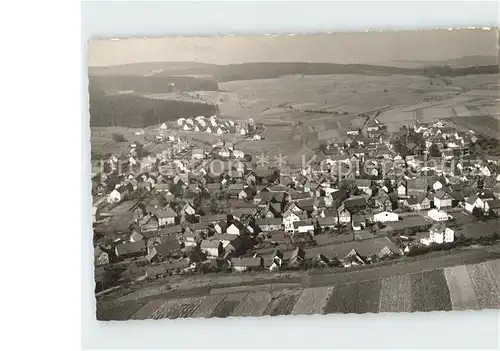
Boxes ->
[379,274,412,313]
[410,271,452,312]
[210,292,249,318]
[188,295,226,318]
[466,262,500,309]
[96,300,148,320]
[485,260,500,292]
[262,289,303,316]
[443,266,480,311]
[97,259,500,320]
[231,291,272,317]
[291,287,333,315]
[131,299,167,319]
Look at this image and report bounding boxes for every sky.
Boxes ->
[88,29,498,67]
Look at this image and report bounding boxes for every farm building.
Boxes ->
[427,209,451,222]
[231,257,263,272]
[373,211,399,223]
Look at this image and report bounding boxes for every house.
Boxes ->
[406,178,429,195]
[283,247,306,267]
[200,214,226,223]
[140,214,160,232]
[433,189,453,209]
[232,150,245,159]
[351,214,366,231]
[465,191,495,213]
[343,197,367,212]
[156,207,177,226]
[231,257,263,272]
[227,221,245,235]
[200,240,223,258]
[346,128,360,136]
[256,218,283,232]
[337,204,351,224]
[107,184,130,203]
[426,223,454,245]
[182,231,199,247]
[129,231,144,243]
[317,216,338,230]
[355,179,371,191]
[343,249,366,267]
[477,190,495,203]
[218,147,231,158]
[427,209,451,222]
[282,210,303,233]
[182,202,196,216]
[115,241,147,259]
[373,211,399,223]
[396,181,407,197]
[150,238,182,262]
[293,219,315,234]
[191,148,204,160]
[484,199,500,215]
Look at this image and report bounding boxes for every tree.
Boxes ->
[429,144,441,157]
[472,207,483,219]
[189,246,207,263]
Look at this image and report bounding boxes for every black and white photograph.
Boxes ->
[88,27,500,321]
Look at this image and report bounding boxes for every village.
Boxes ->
[92,113,500,293]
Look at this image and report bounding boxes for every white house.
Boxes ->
[232,150,245,159]
[337,204,351,224]
[294,220,314,234]
[427,223,454,244]
[160,122,168,130]
[283,211,301,233]
[434,190,453,209]
[373,211,399,223]
[206,126,212,134]
[218,147,231,158]
[200,240,221,258]
[253,135,261,141]
[177,118,186,126]
[227,223,243,235]
[107,185,129,203]
[240,128,247,136]
[194,125,200,132]
[217,127,224,135]
[427,209,451,222]
[183,124,191,131]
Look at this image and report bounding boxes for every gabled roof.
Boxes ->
[156,207,177,218]
[476,190,495,199]
[486,199,500,209]
[115,241,146,256]
[256,218,283,225]
[434,189,452,200]
[200,214,227,223]
[430,222,447,233]
[355,179,372,188]
[200,239,221,249]
[231,257,262,268]
[293,219,314,228]
[318,217,337,226]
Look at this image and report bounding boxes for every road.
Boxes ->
[97,244,500,310]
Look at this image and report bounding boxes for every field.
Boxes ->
[91,72,499,159]
[96,251,500,320]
